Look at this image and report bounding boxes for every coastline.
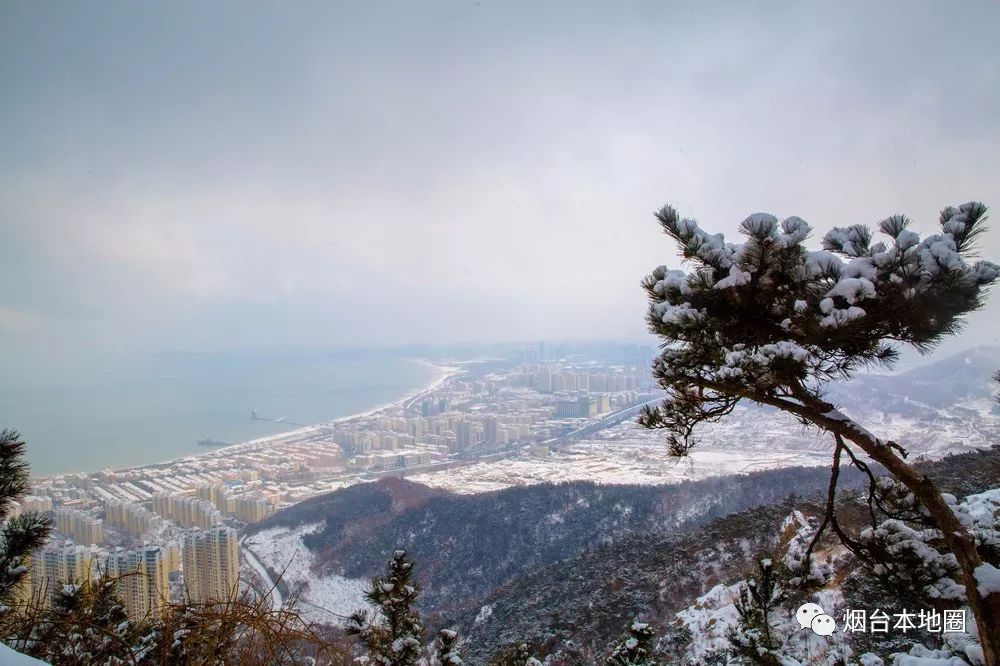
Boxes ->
[202,359,460,456]
[34,359,462,482]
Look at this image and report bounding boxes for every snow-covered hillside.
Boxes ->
[668,486,1000,666]
[242,523,368,625]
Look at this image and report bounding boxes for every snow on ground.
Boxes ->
[409,397,993,495]
[408,441,833,494]
[242,523,368,624]
[675,577,852,664]
[675,582,744,661]
[409,414,834,494]
[241,537,283,609]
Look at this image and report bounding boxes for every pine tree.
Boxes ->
[0,430,52,605]
[434,628,463,665]
[347,549,424,666]
[29,575,137,664]
[606,618,658,665]
[640,202,1000,662]
[728,558,785,665]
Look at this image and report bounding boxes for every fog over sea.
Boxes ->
[0,350,436,477]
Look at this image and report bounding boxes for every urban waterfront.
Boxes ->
[14,354,660,621]
[0,350,436,476]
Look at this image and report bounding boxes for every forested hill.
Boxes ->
[251,462,868,612]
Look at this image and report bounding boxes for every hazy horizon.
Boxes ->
[3,1,1000,380]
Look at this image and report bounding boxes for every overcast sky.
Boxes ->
[2,1,999,377]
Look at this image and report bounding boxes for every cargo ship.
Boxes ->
[197,438,229,447]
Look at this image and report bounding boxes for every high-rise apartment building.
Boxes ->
[483,416,499,444]
[182,527,239,604]
[233,495,273,523]
[20,542,96,605]
[538,370,553,393]
[104,499,161,537]
[455,420,473,449]
[164,541,182,575]
[589,373,607,392]
[152,494,223,530]
[239,469,260,482]
[107,545,171,620]
[54,507,104,545]
[197,484,236,514]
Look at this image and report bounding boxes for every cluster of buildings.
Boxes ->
[196,484,274,523]
[516,368,646,394]
[15,527,240,622]
[105,499,162,536]
[13,481,268,621]
[22,362,653,507]
[152,494,224,530]
[54,507,104,545]
[325,365,653,471]
[13,358,655,624]
[105,543,178,620]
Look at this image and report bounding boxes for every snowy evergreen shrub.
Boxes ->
[347,549,425,666]
[434,628,464,665]
[26,575,137,665]
[727,558,786,664]
[605,618,658,665]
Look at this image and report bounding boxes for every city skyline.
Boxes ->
[12,355,675,619]
[9,345,998,642]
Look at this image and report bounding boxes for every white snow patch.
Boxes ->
[714,264,752,289]
[474,604,494,626]
[674,582,743,661]
[974,563,1000,596]
[243,523,368,625]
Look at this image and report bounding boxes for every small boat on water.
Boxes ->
[197,438,229,447]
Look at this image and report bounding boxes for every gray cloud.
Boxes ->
[2,1,999,376]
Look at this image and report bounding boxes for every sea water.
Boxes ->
[0,349,435,477]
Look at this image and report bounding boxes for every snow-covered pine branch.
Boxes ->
[643,202,998,425]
